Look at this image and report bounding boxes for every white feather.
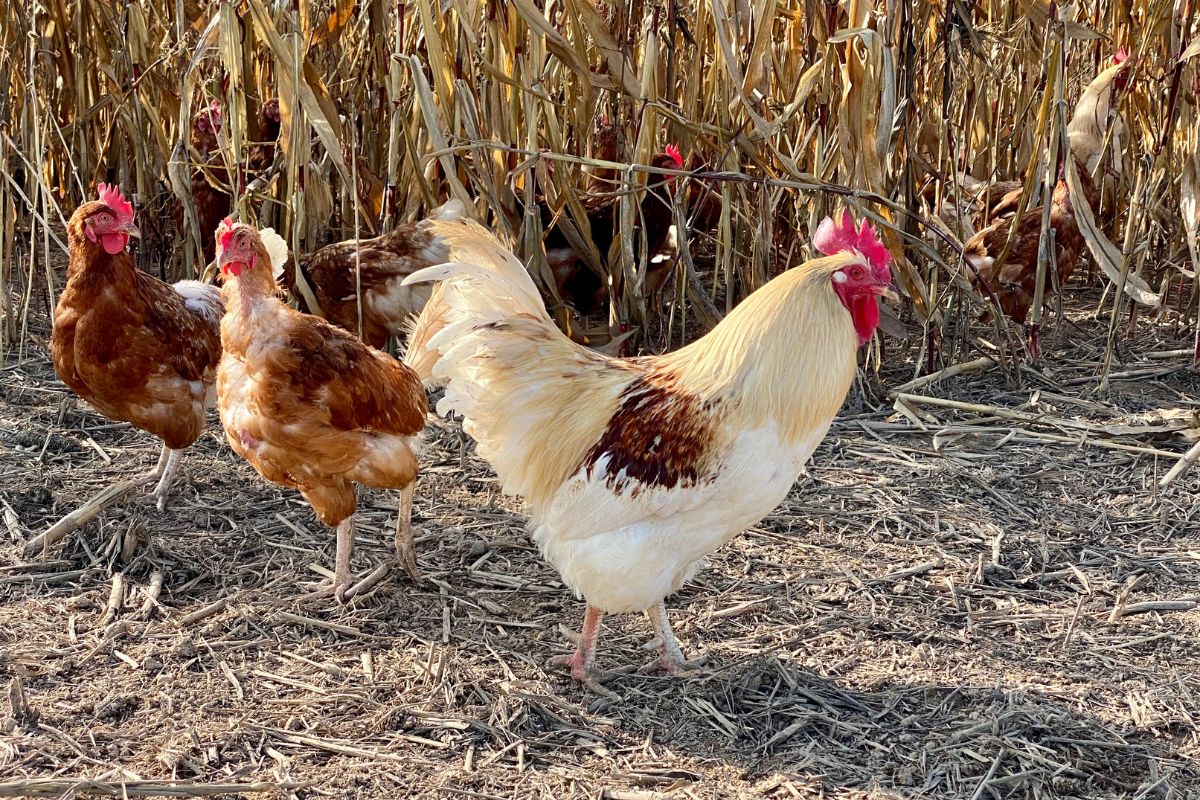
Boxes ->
[258,227,290,281]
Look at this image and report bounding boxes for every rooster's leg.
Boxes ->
[640,600,703,676]
[394,482,420,581]
[549,604,616,697]
[331,516,355,603]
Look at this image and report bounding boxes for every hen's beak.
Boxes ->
[874,284,900,304]
[123,222,142,238]
[206,249,230,283]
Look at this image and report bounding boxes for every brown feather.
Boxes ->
[54,201,222,451]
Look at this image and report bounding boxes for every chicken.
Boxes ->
[247,98,282,174]
[175,100,230,266]
[965,50,1132,336]
[53,184,223,509]
[214,218,427,601]
[175,99,284,265]
[587,116,624,191]
[402,210,894,691]
[524,144,684,315]
[279,200,464,348]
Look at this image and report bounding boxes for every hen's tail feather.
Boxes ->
[172,279,224,333]
[427,199,467,222]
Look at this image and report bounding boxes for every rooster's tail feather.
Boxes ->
[400,218,629,509]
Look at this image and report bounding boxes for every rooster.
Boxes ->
[524,144,684,315]
[965,50,1131,334]
[403,211,894,691]
[53,184,223,509]
[278,200,464,348]
[214,219,427,601]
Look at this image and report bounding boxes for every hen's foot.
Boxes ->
[299,571,357,605]
[135,447,182,511]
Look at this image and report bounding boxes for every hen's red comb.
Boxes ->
[664,143,683,169]
[216,216,237,254]
[814,209,892,282]
[95,183,134,226]
[198,100,223,131]
[1113,47,1130,65]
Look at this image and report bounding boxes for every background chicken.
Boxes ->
[402,211,893,692]
[278,199,464,348]
[174,100,230,266]
[522,144,684,315]
[214,219,427,600]
[53,184,223,509]
[247,98,282,174]
[175,99,284,265]
[965,50,1131,333]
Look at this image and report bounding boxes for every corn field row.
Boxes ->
[1,0,1198,376]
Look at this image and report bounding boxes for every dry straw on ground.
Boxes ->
[1,0,1199,798]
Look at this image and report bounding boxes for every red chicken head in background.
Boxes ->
[196,100,223,135]
[814,210,896,345]
[83,183,140,255]
[1112,48,1132,93]
[262,98,282,123]
[650,143,684,182]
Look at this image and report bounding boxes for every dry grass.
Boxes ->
[3,1,1200,798]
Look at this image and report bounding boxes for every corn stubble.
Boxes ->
[1,0,1196,372]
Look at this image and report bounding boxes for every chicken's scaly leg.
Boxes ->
[395,482,420,581]
[332,515,355,603]
[135,443,171,485]
[640,600,704,676]
[549,604,616,697]
[147,448,183,511]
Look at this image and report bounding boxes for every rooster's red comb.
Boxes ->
[95,183,134,226]
[216,216,237,253]
[814,209,892,282]
[663,143,683,169]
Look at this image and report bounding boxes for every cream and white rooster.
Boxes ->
[403,211,894,692]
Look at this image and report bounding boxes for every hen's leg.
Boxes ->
[331,516,355,603]
[394,482,420,581]
[641,600,703,676]
[135,444,171,485]
[147,448,183,511]
[549,604,615,696]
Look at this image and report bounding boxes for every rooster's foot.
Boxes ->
[547,652,620,699]
[638,646,706,677]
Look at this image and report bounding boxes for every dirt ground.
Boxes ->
[1,297,1199,800]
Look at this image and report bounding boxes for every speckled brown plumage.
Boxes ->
[54,201,223,451]
[964,162,1098,325]
[582,372,720,493]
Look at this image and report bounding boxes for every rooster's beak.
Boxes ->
[123,222,142,238]
[875,285,900,304]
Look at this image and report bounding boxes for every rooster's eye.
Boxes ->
[848,266,865,280]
